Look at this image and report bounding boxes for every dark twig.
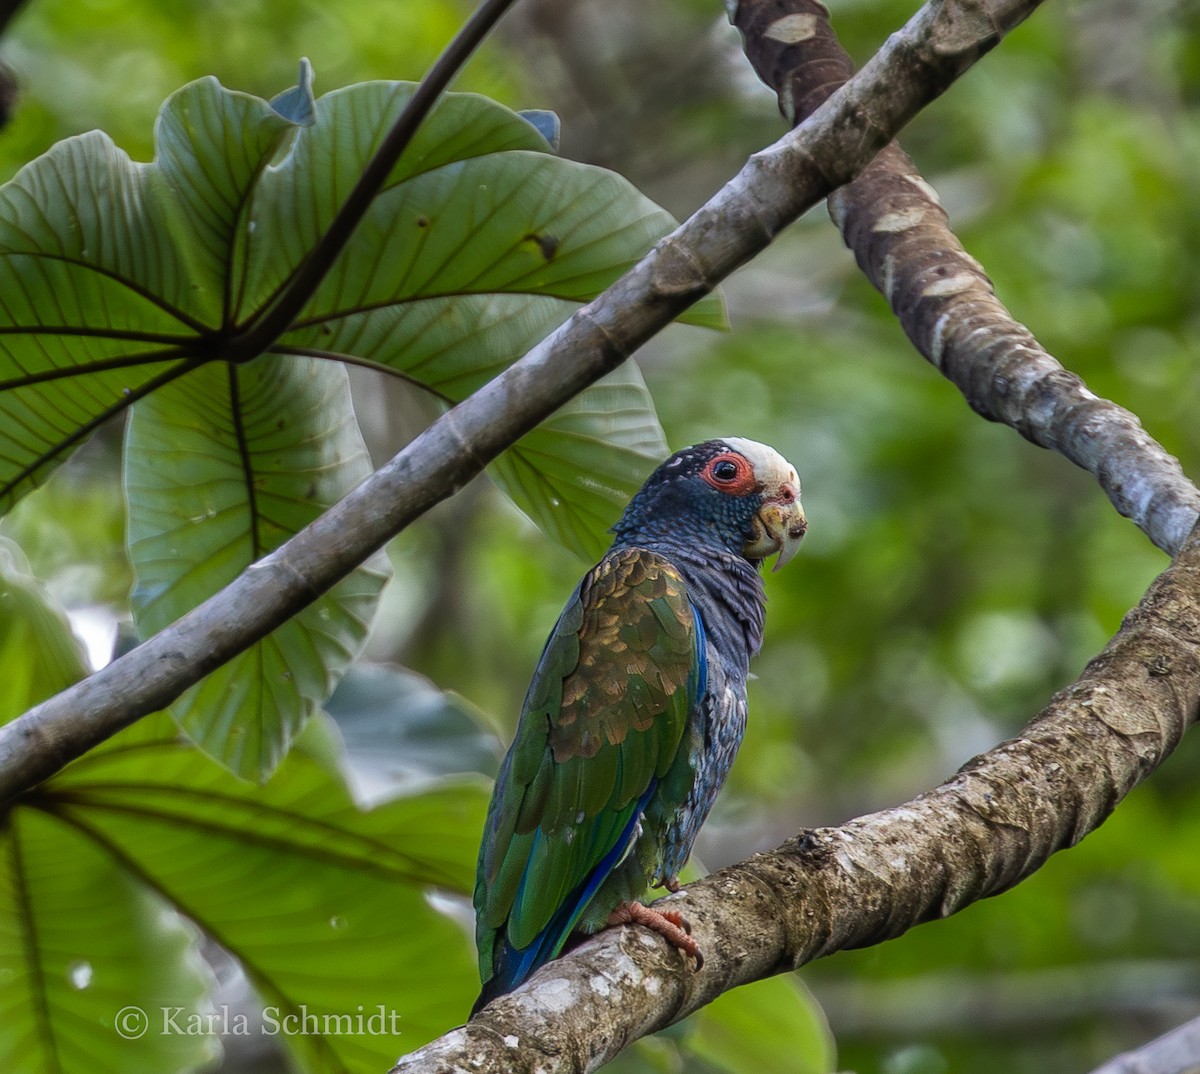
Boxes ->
[227,0,522,363]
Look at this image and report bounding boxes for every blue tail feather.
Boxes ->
[473,782,657,1015]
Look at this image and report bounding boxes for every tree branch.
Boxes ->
[392,511,1200,1073]
[732,0,1200,555]
[0,0,1045,801]
[1089,1014,1200,1074]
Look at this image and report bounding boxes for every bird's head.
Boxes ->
[613,438,807,570]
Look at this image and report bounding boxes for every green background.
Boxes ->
[2,0,1199,1071]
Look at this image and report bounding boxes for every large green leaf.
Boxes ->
[55,714,487,894]
[261,81,711,553]
[0,526,481,1071]
[0,71,717,556]
[16,711,489,1073]
[0,557,216,1074]
[125,356,387,779]
[0,808,217,1074]
[0,83,295,510]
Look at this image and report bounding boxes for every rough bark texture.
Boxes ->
[394,524,1200,1073]
[0,0,1047,802]
[732,0,1200,555]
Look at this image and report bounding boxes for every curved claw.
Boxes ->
[661,909,692,936]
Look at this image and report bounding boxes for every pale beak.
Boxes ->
[744,482,806,571]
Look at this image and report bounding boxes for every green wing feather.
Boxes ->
[475,547,697,980]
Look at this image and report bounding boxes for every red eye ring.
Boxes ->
[700,453,756,494]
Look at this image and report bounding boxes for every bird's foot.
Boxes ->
[662,876,682,894]
[607,901,703,969]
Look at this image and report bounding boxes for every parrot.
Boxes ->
[472,437,806,1014]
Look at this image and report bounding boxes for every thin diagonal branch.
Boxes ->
[732,0,1200,555]
[0,0,1043,802]
[226,0,522,362]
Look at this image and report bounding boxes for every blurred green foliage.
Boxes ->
[1,0,1199,1071]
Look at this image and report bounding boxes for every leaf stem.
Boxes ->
[0,358,201,505]
[227,0,522,363]
[0,346,194,393]
[268,345,454,405]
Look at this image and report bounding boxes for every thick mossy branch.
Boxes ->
[732,0,1200,555]
[395,519,1200,1074]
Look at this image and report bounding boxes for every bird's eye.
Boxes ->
[700,453,755,493]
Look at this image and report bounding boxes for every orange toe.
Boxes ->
[607,902,703,967]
